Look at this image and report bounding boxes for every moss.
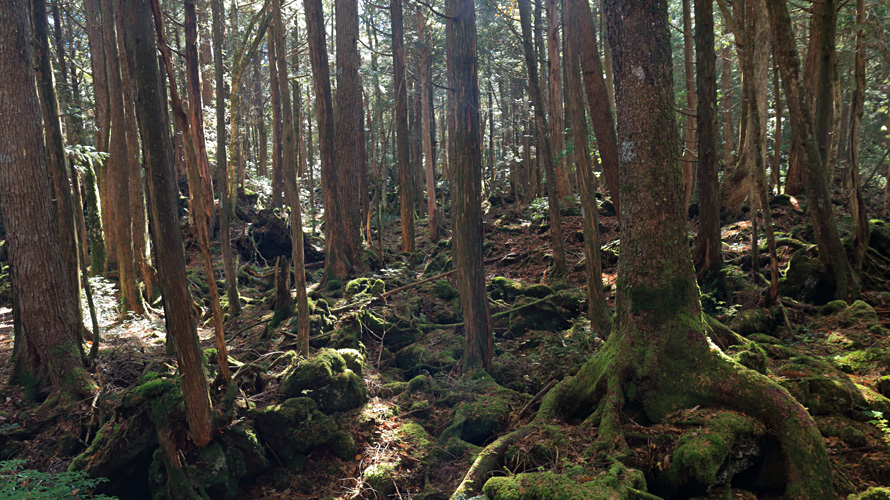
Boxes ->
[820,299,849,315]
[407,374,430,393]
[363,461,398,496]
[850,487,890,500]
[504,296,570,339]
[279,348,368,414]
[337,348,364,375]
[489,276,525,302]
[423,251,452,277]
[877,376,890,398]
[837,300,880,327]
[778,249,835,305]
[747,333,781,345]
[482,471,626,500]
[326,279,342,292]
[379,381,408,397]
[779,375,890,415]
[252,397,338,465]
[397,422,433,455]
[729,308,776,337]
[835,349,890,375]
[661,411,765,490]
[731,343,770,375]
[433,280,458,300]
[344,277,385,297]
[841,425,868,447]
[328,431,357,460]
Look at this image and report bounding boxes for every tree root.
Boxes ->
[450,327,833,499]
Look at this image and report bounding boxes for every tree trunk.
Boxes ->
[766,0,857,301]
[270,28,284,209]
[334,0,365,268]
[418,8,442,242]
[32,0,83,326]
[692,0,723,283]
[101,0,145,314]
[448,0,493,372]
[546,0,570,199]
[127,0,213,446]
[571,0,621,217]
[564,0,610,337]
[814,0,836,170]
[848,0,869,276]
[84,0,112,257]
[681,0,697,212]
[185,0,215,234]
[273,0,310,356]
[772,50,783,192]
[518,0,567,278]
[305,0,352,281]
[213,0,241,316]
[392,0,415,253]
[1,0,94,404]
[720,48,734,169]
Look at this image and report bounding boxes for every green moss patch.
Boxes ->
[279,348,368,414]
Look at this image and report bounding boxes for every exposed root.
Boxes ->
[449,425,534,499]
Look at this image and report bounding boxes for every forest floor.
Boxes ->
[3,185,890,499]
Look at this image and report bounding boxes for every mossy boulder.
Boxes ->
[433,280,458,300]
[869,221,890,259]
[344,277,385,298]
[729,308,777,337]
[836,300,880,327]
[252,397,352,465]
[442,385,522,446]
[504,296,570,339]
[483,471,628,500]
[279,349,368,414]
[337,348,364,375]
[850,487,890,500]
[423,250,452,277]
[835,349,890,375]
[660,411,766,493]
[778,249,835,305]
[363,461,398,495]
[489,276,525,302]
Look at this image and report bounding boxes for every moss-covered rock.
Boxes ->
[337,348,364,375]
[489,276,525,302]
[423,250,452,277]
[363,461,398,496]
[433,280,458,300]
[252,397,343,465]
[279,349,368,414]
[850,487,890,500]
[344,277,385,298]
[836,300,880,327]
[483,471,627,500]
[778,249,835,305]
[729,308,777,337]
[780,375,890,415]
[820,299,849,316]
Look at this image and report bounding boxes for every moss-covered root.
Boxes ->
[449,425,534,499]
[704,357,833,500]
[592,376,628,455]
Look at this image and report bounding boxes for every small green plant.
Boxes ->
[525,197,550,223]
[0,460,117,499]
[867,411,890,444]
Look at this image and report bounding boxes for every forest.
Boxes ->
[0,0,889,497]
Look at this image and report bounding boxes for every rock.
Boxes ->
[850,487,890,500]
[252,397,346,466]
[729,308,777,337]
[344,277,385,298]
[836,300,879,327]
[484,471,627,500]
[363,461,398,496]
[279,349,368,414]
[779,375,890,416]
[337,348,364,375]
[505,296,570,339]
[433,280,458,300]
[778,249,835,305]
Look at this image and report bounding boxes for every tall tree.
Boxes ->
[213,0,241,316]
[1,0,95,404]
[766,0,858,301]
[680,0,696,210]
[392,0,415,253]
[334,0,365,266]
[564,0,610,337]
[692,0,723,282]
[418,8,442,242]
[126,0,213,447]
[449,0,492,371]
[518,0,567,277]
[571,0,621,217]
[545,0,570,198]
[273,0,310,356]
[101,0,145,314]
[848,0,869,279]
[305,0,353,281]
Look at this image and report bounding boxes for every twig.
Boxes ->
[512,379,557,425]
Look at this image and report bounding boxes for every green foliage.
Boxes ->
[0,460,117,499]
[65,144,108,174]
[866,411,890,445]
[525,197,550,223]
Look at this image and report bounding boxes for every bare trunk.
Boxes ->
[546,0,570,199]
[418,9,442,242]
[393,0,415,253]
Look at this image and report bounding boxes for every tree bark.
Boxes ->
[720,48,734,170]
[546,0,570,199]
[571,0,621,217]
[448,0,493,372]
[681,0,697,212]
[270,27,284,208]
[418,8,442,242]
[564,0,610,338]
[1,0,94,404]
[127,0,213,446]
[392,0,415,253]
[305,0,352,281]
[518,0,567,278]
[848,0,869,276]
[766,0,857,301]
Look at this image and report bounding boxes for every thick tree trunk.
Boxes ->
[814,0,836,170]
[848,0,869,276]
[720,48,734,169]
[101,0,145,314]
[419,9,442,242]
[127,0,213,446]
[185,0,215,234]
[571,0,620,218]
[681,0,697,212]
[334,0,365,268]
[692,0,723,283]
[448,0,493,372]
[305,0,352,281]
[270,30,285,209]
[564,0,610,338]
[766,0,857,301]
[392,0,415,253]
[518,0,567,277]
[1,0,94,404]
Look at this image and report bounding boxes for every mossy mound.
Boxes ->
[850,487,890,500]
[835,349,890,375]
[363,461,398,496]
[836,300,880,327]
[489,276,553,303]
[441,381,524,446]
[778,249,835,305]
[433,279,458,300]
[658,410,766,493]
[779,375,890,416]
[252,397,354,466]
[729,308,779,337]
[504,296,570,339]
[344,277,385,298]
[423,247,452,277]
[279,349,368,414]
[482,470,631,500]
[395,342,459,375]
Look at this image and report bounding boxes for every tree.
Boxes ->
[545,0,570,199]
[125,0,213,447]
[448,0,492,372]
[692,0,723,282]
[392,0,415,253]
[305,0,353,281]
[517,0,567,278]
[455,1,833,497]
[1,0,95,404]
[766,0,858,301]
[418,8,443,242]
